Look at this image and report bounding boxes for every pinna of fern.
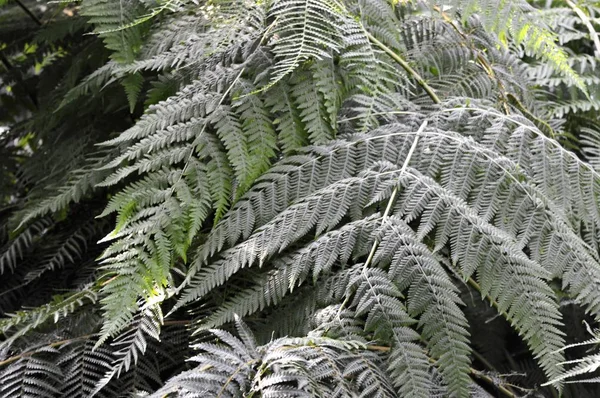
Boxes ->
[2,0,600,397]
[527,0,600,165]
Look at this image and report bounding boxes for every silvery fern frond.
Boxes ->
[3,0,600,397]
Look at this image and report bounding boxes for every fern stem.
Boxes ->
[433,6,558,138]
[364,345,517,397]
[14,0,42,26]
[364,344,390,352]
[0,53,38,109]
[364,32,441,104]
[465,277,504,314]
[0,319,191,367]
[218,358,260,397]
[337,110,423,123]
[471,349,497,376]
[470,368,518,398]
[362,120,428,270]
[173,66,245,198]
[0,333,96,367]
[433,5,512,115]
[465,272,550,396]
[459,266,560,396]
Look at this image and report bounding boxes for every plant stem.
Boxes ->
[470,368,519,398]
[0,52,38,109]
[362,120,428,271]
[0,333,96,367]
[365,31,441,105]
[0,319,191,367]
[365,345,517,397]
[14,0,42,26]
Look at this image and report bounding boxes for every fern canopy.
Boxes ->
[2,0,600,396]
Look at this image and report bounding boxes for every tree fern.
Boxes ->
[3,0,600,396]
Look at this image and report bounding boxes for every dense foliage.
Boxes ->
[1,0,600,396]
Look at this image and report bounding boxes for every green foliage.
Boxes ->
[2,0,600,397]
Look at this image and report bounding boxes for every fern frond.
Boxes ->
[58,61,118,110]
[80,0,148,63]
[265,81,308,153]
[23,220,108,284]
[233,80,277,195]
[0,218,52,274]
[0,287,98,349]
[121,72,144,113]
[267,0,345,87]
[438,0,585,92]
[290,67,337,144]
[92,303,162,394]
[57,338,114,398]
[3,1,600,396]
[152,317,396,398]
[176,117,592,389]
[346,266,439,397]
[14,150,115,228]
[0,348,63,398]
[124,4,265,74]
[193,215,380,330]
[374,217,472,395]
[100,65,240,147]
[176,164,409,308]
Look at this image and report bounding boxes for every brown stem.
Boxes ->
[470,368,519,398]
[0,333,96,367]
[433,5,511,115]
[0,320,191,367]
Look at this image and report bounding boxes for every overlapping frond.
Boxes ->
[3,0,600,396]
[150,317,397,398]
[439,0,585,92]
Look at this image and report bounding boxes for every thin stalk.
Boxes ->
[0,334,96,367]
[365,345,517,397]
[470,368,519,398]
[362,120,428,271]
[0,52,38,108]
[365,31,441,105]
[14,0,42,26]
[0,319,191,367]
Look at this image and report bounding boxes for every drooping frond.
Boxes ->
[13,150,116,228]
[0,218,52,275]
[3,0,600,396]
[174,115,600,389]
[80,0,148,64]
[92,303,163,392]
[0,287,98,349]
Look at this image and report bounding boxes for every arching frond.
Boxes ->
[3,1,600,397]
